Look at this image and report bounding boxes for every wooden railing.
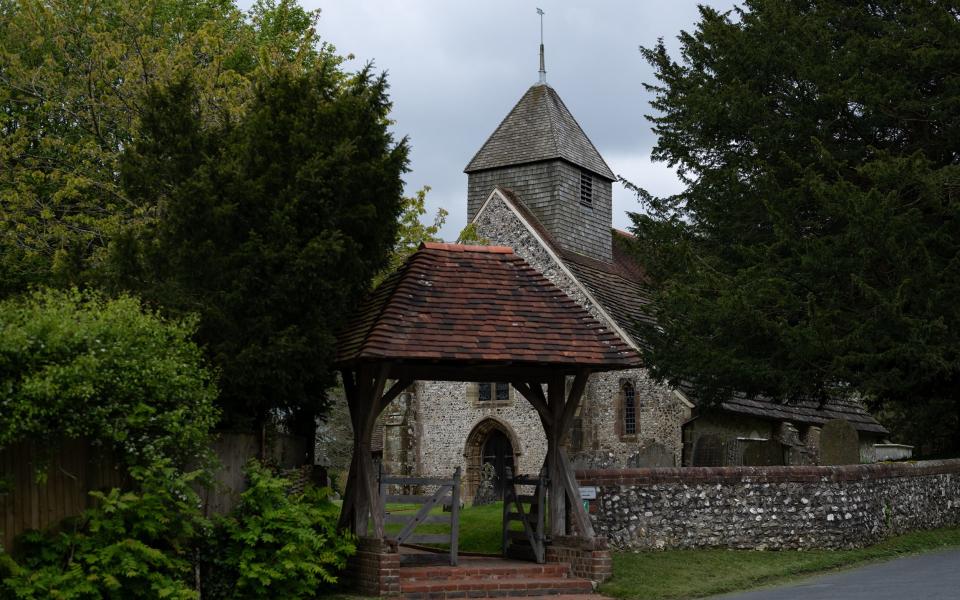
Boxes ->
[502,467,547,563]
[380,467,461,566]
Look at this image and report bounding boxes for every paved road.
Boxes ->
[713,549,960,600]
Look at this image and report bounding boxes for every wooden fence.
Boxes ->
[0,439,125,550]
[1,432,307,551]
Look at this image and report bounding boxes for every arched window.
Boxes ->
[622,381,637,436]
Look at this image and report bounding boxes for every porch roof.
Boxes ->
[335,242,640,380]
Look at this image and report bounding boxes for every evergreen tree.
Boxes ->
[631,1,960,455]
[115,64,408,431]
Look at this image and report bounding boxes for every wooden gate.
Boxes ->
[380,467,461,566]
[501,468,547,563]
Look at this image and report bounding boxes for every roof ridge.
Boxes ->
[546,86,616,180]
[543,85,561,160]
[420,242,513,254]
[462,87,533,173]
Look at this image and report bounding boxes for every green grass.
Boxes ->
[384,501,521,554]
[600,527,960,600]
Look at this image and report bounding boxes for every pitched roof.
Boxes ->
[715,394,888,435]
[335,242,640,370]
[494,188,654,348]
[464,84,616,180]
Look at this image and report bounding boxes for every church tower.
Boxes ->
[464,75,616,262]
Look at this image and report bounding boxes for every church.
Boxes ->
[356,62,894,502]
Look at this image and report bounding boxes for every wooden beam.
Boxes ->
[546,374,566,536]
[511,381,552,426]
[559,369,590,435]
[558,448,595,537]
[375,377,414,418]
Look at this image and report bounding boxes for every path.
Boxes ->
[712,548,960,600]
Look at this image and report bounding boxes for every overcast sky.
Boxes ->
[269,1,740,238]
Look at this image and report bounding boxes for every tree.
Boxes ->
[630,1,960,455]
[0,0,322,295]
[374,186,446,285]
[114,63,408,432]
[0,288,218,469]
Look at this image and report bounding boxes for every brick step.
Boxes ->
[401,576,593,599]
[400,562,570,582]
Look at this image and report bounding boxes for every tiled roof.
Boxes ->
[335,243,640,369]
[713,394,889,435]
[464,84,616,180]
[497,188,654,347]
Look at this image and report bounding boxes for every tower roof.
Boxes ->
[464,84,616,180]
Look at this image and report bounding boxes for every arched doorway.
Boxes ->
[464,418,520,502]
[481,429,514,498]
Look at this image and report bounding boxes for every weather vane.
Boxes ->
[537,8,546,84]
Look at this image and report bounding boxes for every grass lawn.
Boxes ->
[355,502,960,599]
[600,527,960,600]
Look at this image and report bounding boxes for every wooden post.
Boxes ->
[546,374,566,536]
[450,466,461,566]
[337,364,407,539]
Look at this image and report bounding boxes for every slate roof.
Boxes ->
[464,84,616,181]
[712,394,889,435]
[335,243,640,369]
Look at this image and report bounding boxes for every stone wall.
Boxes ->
[577,369,688,468]
[412,380,548,497]
[577,460,960,550]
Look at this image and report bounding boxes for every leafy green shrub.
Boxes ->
[0,288,218,469]
[1,464,205,599]
[200,460,355,599]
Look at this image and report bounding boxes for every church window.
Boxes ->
[580,171,593,206]
[622,381,637,436]
[477,382,510,402]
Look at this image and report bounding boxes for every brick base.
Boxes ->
[344,537,401,596]
[545,535,612,584]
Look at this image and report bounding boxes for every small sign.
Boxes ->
[579,486,597,500]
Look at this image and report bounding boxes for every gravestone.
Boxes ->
[692,434,725,467]
[742,440,785,466]
[473,462,499,505]
[628,441,676,467]
[819,419,860,465]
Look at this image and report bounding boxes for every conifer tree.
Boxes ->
[116,63,408,431]
[631,0,960,455]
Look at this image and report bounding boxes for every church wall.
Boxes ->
[468,162,560,232]
[555,161,612,262]
[412,380,548,497]
[471,190,688,467]
[576,369,688,468]
[467,161,612,263]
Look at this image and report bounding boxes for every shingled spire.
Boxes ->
[464,84,614,180]
[465,81,616,262]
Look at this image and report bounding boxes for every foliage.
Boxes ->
[601,526,960,600]
[375,186,447,285]
[456,223,490,246]
[0,0,326,295]
[199,461,355,599]
[112,57,408,430]
[0,288,218,469]
[630,0,960,454]
[0,464,206,600]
